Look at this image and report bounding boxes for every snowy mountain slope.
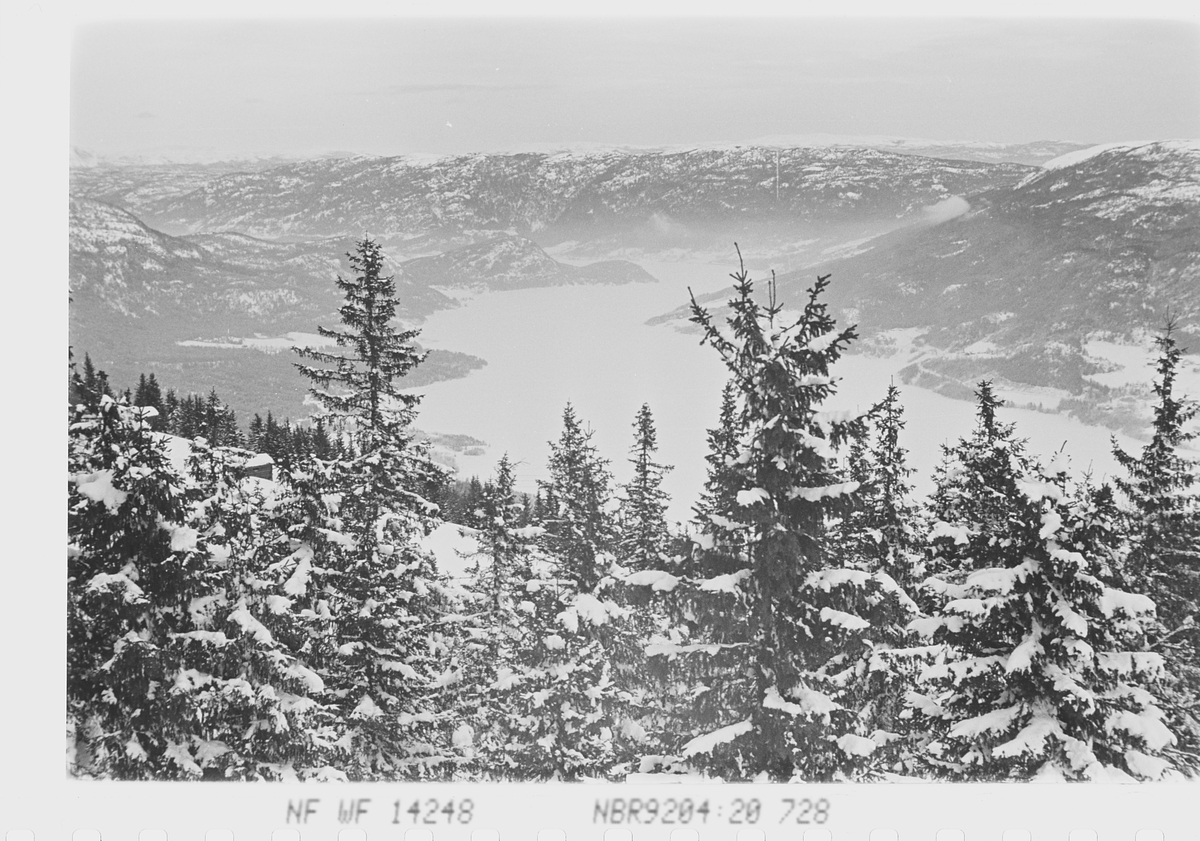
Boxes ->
[70,146,1033,243]
[68,201,659,422]
[757,141,1200,426]
[70,198,379,337]
[69,200,481,421]
[70,202,658,342]
[805,141,1200,344]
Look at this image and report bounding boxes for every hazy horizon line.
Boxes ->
[70,133,1133,166]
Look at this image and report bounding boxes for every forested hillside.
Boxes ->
[67,240,1200,781]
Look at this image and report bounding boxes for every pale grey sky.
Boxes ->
[69,17,1200,159]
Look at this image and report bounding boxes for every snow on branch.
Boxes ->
[806,329,842,354]
[681,719,753,757]
[818,606,871,631]
[557,592,626,632]
[1098,588,1155,619]
[1038,510,1064,540]
[794,430,837,460]
[75,470,128,512]
[812,408,868,432]
[229,599,274,644]
[1005,624,1044,673]
[791,684,842,722]
[905,690,945,718]
[992,713,1065,759]
[644,640,747,659]
[963,564,1029,594]
[697,569,752,594]
[86,572,145,603]
[623,570,681,592]
[789,481,859,502]
[805,568,871,591]
[921,654,1005,683]
[1124,750,1174,780]
[1096,652,1166,678]
[1018,478,1064,503]
[836,733,878,757]
[1104,705,1171,753]
[282,547,314,597]
[736,488,770,506]
[928,521,971,545]
[285,661,325,693]
[763,686,805,716]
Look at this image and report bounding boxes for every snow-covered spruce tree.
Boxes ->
[906,455,1182,781]
[540,403,618,593]
[472,456,536,616]
[1111,323,1200,768]
[820,382,927,771]
[926,381,1038,582]
[646,380,750,712]
[618,403,673,572]
[633,252,916,780]
[828,383,922,585]
[616,383,748,772]
[462,406,637,779]
[67,397,331,779]
[173,438,338,779]
[690,381,747,576]
[610,404,680,758]
[69,395,206,778]
[477,560,639,780]
[292,238,455,779]
[453,454,543,777]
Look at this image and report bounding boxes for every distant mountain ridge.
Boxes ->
[742,136,1092,166]
[70,146,1033,244]
[71,137,1087,169]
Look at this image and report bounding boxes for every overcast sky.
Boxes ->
[68,16,1200,159]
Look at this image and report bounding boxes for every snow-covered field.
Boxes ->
[405,259,1153,522]
[1085,336,1200,392]
[177,331,336,353]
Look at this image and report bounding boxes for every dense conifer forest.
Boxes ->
[67,239,1200,781]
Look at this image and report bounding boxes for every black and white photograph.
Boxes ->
[58,9,1199,784]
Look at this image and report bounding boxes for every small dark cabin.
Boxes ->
[242,453,274,481]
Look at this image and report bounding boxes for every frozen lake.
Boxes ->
[406,258,1144,524]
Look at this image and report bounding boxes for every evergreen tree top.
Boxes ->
[966,380,1024,447]
[542,403,616,592]
[619,403,672,571]
[687,248,866,514]
[1112,323,1199,503]
[938,380,1035,488]
[294,238,426,439]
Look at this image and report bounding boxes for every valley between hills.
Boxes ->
[69,140,1200,485]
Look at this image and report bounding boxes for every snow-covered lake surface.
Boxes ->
[407,258,1147,523]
